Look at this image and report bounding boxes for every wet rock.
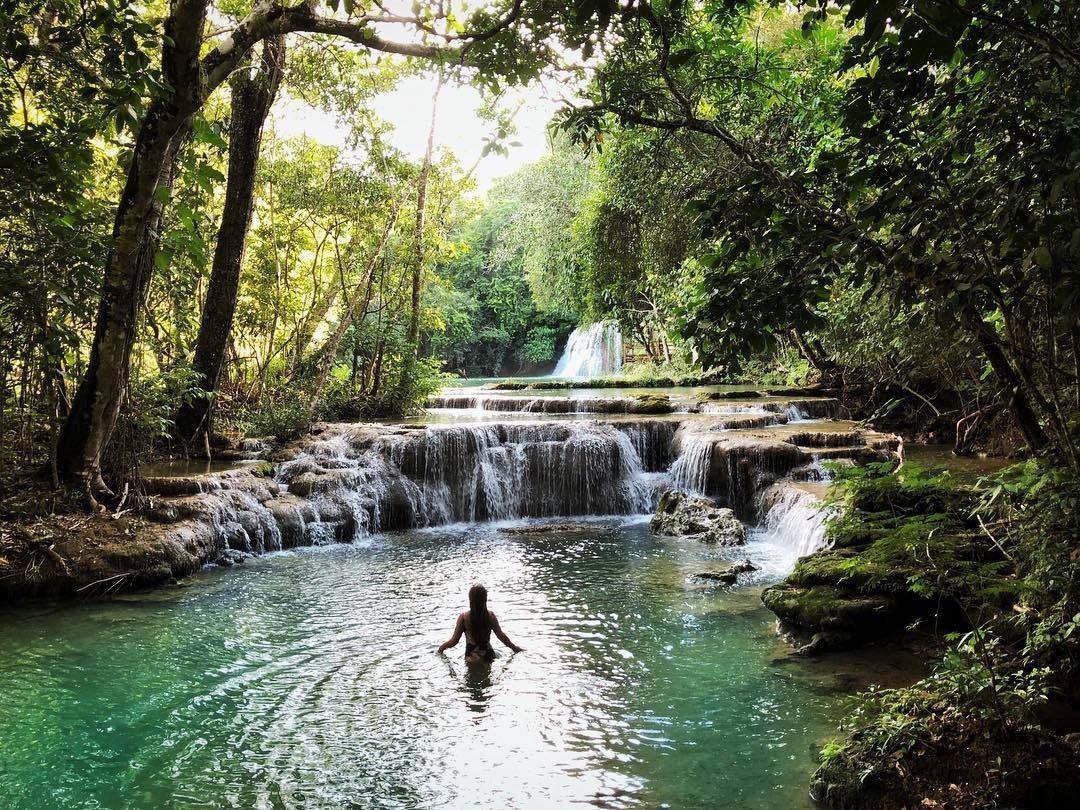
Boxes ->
[650,489,746,544]
[142,475,214,497]
[628,393,673,414]
[500,522,599,535]
[795,631,858,655]
[690,559,757,585]
[697,390,766,401]
[286,472,319,498]
[144,504,182,524]
[761,584,900,643]
[216,548,252,567]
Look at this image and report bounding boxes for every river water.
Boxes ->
[0,519,872,809]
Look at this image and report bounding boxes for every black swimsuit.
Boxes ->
[463,613,495,661]
[464,641,495,661]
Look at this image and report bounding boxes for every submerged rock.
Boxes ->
[216,548,252,567]
[690,559,757,586]
[499,522,599,535]
[650,489,746,544]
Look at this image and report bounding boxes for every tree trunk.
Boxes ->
[306,195,405,416]
[963,306,1050,452]
[56,106,192,497]
[55,0,211,499]
[406,72,444,348]
[174,37,284,450]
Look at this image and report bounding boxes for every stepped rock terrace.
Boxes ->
[1,387,900,601]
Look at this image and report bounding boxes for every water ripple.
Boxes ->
[0,521,849,809]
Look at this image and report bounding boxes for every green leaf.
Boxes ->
[668,48,700,69]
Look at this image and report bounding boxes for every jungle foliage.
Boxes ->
[463,0,1079,461]
[0,0,610,485]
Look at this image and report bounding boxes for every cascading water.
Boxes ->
[139,398,897,572]
[551,320,623,377]
[754,483,833,559]
[271,421,663,536]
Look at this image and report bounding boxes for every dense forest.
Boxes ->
[1,1,1079,807]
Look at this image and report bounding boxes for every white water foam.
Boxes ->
[751,484,834,570]
[552,320,623,377]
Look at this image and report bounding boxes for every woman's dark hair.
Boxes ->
[468,583,491,639]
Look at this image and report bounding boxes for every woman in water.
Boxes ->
[438,584,524,663]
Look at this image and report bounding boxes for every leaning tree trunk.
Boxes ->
[55,0,211,501]
[406,73,444,349]
[174,37,285,450]
[962,305,1051,453]
[56,105,193,498]
[306,195,405,417]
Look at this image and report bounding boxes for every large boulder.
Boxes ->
[761,583,901,652]
[628,393,674,414]
[650,489,746,544]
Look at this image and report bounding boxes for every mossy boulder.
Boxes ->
[628,393,673,414]
[761,584,900,651]
[761,463,1020,652]
[650,489,745,544]
[697,389,765,402]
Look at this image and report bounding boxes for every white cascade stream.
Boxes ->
[551,320,623,377]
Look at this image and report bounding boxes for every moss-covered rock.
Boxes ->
[650,489,745,544]
[628,393,673,414]
[761,463,1020,651]
[762,584,900,649]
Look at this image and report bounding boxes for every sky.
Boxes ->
[265,1,588,195]
[273,73,565,196]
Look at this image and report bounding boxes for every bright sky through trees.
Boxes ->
[276,77,561,194]
[274,0,570,195]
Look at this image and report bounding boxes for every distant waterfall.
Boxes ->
[552,321,623,378]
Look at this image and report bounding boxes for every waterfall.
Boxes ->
[270,421,664,536]
[755,484,833,558]
[552,320,623,378]
[142,407,900,563]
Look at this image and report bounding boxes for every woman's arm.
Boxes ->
[490,612,524,653]
[438,613,465,653]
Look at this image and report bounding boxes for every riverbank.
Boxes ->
[0,508,218,600]
[779,458,1080,808]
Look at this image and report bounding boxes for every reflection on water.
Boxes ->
[0,521,883,808]
[902,443,1010,480]
[139,457,259,478]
